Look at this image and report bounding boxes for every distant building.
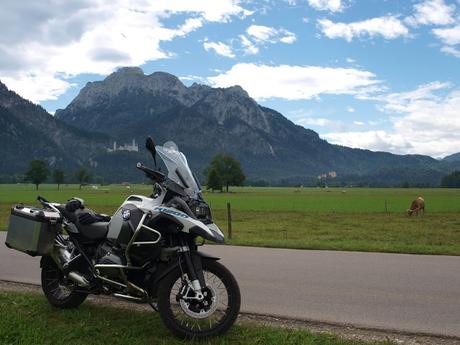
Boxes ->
[107,139,138,152]
[328,171,337,178]
[317,171,338,179]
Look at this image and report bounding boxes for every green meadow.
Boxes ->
[1,184,460,255]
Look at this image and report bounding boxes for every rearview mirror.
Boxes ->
[145,137,157,166]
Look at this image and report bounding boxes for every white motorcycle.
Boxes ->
[5,137,240,338]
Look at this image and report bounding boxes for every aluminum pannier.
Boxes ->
[5,204,62,256]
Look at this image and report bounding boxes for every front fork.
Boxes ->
[181,247,206,299]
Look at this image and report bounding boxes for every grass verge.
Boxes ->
[0,291,391,345]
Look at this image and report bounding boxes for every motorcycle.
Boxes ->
[5,137,240,339]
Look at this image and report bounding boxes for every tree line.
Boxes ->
[21,154,246,192]
[24,160,92,190]
[19,158,460,190]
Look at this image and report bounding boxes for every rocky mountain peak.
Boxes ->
[0,80,7,92]
[222,85,249,98]
[0,80,31,110]
[113,66,144,75]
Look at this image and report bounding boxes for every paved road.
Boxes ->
[1,232,459,337]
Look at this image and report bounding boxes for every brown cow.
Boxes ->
[407,196,425,216]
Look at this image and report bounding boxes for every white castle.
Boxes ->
[107,139,139,152]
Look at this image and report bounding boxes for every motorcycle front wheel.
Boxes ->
[157,259,241,339]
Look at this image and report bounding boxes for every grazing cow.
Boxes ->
[407,197,425,216]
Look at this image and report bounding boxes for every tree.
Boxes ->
[25,160,49,190]
[207,167,223,192]
[75,167,91,190]
[441,171,460,188]
[52,169,65,190]
[205,154,245,192]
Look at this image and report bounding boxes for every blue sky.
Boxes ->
[1,0,460,158]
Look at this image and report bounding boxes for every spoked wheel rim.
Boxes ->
[43,265,75,301]
[168,270,231,333]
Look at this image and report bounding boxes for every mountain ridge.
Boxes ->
[53,68,449,186]
[0,69,456,186]
[0,81,109,180]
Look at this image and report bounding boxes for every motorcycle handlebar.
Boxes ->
[136,162,165,182]
[37,196,49,204]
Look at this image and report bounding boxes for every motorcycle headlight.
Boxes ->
[191,202,212,223]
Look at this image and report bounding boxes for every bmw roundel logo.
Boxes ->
[122,209,131,220]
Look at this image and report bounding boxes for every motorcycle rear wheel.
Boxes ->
[157,259,241,339]
[41,256,88,309]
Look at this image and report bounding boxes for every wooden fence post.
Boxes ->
[227,202,232,240]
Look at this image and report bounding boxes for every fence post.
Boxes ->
[227,202,232,240]
[384,199,388,214]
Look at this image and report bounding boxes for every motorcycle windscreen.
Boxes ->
[156,141,201,198]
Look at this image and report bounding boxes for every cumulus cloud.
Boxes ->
[297,117,346,130]
[323,131,415,153]
[433,22,460,58]
[405,0,455,27]
[246,25,296,44]
[441,45,460,57]
[0,0,250,103]
[239,35,259,55]
[307,0,345,12]
[323,82,460,157]
[318,16,410,42]
[203,41,235,58]
[207,63,381,101]
[237,25,295,55]
[433,24,460,45]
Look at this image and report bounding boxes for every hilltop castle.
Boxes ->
[107,139,138,152]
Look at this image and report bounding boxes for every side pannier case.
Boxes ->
[5,205,62,256]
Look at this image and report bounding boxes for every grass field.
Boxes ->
[0,291,391,345]
[1,184,460,255]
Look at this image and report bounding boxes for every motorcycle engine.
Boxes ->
[95,241,125,278]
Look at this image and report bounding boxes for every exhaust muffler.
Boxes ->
[68,271,90,287]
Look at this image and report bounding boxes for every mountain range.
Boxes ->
[1,67,459,186]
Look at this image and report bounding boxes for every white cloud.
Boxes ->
[0,0,250,103]
[441,45,460,57]
[323,130,415,153]
[405,0,455,26]
[207,63,381,101]
[203,41,235,58]
[433,22,460,58]
[318,16,410,42]
[298,117,338,126]
[323,82,460,157]
[246,25,296,44]
[347,106,355,112]
[240,35,259,55]
[288,109,348,131]
[353,121,364,125]
[307,0,344,12]
[433,24,460,45]
[179,75,207,83]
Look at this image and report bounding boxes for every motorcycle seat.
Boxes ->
[77,221,109,240]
